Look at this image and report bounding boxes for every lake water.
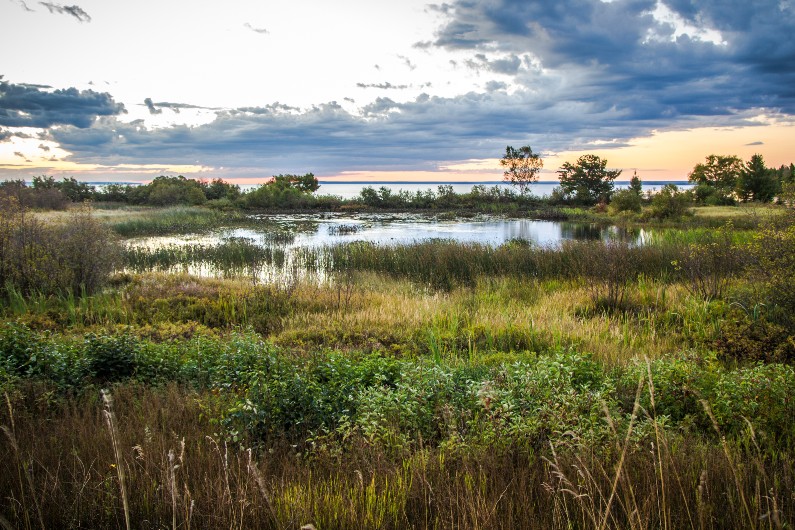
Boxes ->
[130,212,646,250]
[127,213,648,282]
[127,213,647,284]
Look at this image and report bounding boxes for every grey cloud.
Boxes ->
[13,151,25,158]
[50,88,681,174]
[0,79,124,128]
[16,0,35,11]
[38,143,50,151]
[144,100,218,114]
[235,103,301,115]
[427,0,795,118]
[356,82,410,90]
[485,80,508,91]
[143,98,162,115]
[244,23,268,34]
[746,141,764,146]
[397,55,417,70]
[39,2,91,22]
[464,53,525,75]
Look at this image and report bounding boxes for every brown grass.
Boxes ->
[1,383,792,529]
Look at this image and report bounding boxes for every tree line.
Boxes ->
[1,150,793,214]
[500,145,795,211]
[0,174,320,210]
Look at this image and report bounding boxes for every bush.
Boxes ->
[85,333,139,382]
[746,213,795,324]
[0,200,121,297]
[673,223,748,301]
[715,317,795,364]
[648,184,692,219]
[609,188,642,214]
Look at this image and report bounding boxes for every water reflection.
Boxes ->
[126,213,647,282]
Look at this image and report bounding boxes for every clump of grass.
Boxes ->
[110,207,244,237]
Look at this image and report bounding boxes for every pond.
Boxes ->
[124,213,648,282]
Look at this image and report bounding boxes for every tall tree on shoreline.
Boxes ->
[556,154,621,205]
[500,145,543,195]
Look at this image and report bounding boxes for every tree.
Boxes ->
[556,154,621,205]
[202,178,241,201]
[271,173,319,193]
[736,154,779,203]
[500,145,543,195]
[688,155,743,203]
[628,171,643,196]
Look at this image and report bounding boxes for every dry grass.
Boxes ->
[274,274,696,363]
[693,205,786,220]
[1,383,791,529]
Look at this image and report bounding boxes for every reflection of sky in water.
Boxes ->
[207,214,642,249]
[127,213,646,282]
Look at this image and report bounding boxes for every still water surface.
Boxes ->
[131,212,646,250]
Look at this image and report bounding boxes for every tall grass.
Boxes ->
[110,207,244,237]
[1,361,792,528]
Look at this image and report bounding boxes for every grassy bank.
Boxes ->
[2,206,795,528]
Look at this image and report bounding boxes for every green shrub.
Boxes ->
[715,316,795,364]
[648,184,692,219]
[84,333,139,382]
[746,214,795,323]
[673,223,748,301]
[609,188,642,214]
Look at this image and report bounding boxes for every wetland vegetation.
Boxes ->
[2,162,795,528]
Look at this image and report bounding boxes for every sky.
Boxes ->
[0,0,793,184]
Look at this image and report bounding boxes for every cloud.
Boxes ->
[38,2,91,22]
[50,87,698,175]
[244,22,268,34]
[426,0,795,118]
[745,141,764,146]
[13,0,35,12]
[143,98,162,115]
[397,55,417,70]
[38,143,50,151]
[464,53,526,75]
[0,78,125,129]
[356,82,411,90]
[484,80,508,91]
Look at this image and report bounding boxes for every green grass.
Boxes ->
[108,206,245,237]
[2,207,795,528]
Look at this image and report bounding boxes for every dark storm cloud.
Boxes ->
[39,2,91,22]
[428,0,795,116]
[0,79,125,128]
